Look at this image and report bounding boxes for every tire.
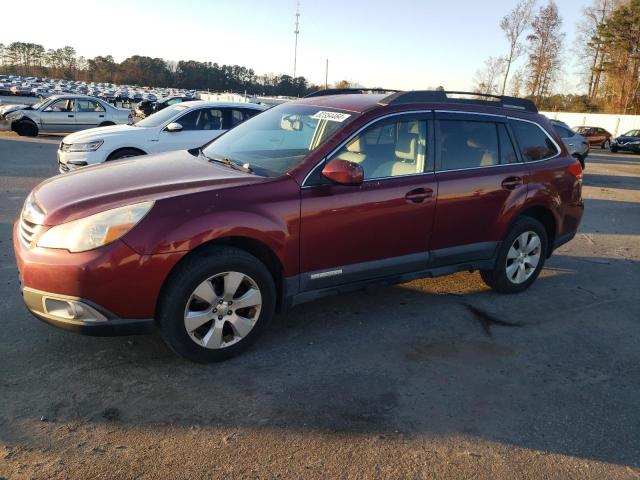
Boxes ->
[157,246,276,363]
[98,121,115,127]
[106,148,144,161]
[480,217,548,294]
[610,146,618,153]
[602,140,610,149]
[14,121,38,137]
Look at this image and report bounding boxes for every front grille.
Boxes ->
[18,215,39,248]
[58,160,69,172]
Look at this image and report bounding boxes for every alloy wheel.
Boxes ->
[505,231,542,284]
[183,271,262,349]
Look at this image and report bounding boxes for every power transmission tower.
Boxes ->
[293,0,300,78]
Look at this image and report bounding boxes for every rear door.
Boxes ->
[430,112,530,265]
[299,112,437,291]
[75,98,106,130]
[39,98,76,132]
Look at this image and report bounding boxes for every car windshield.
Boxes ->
[135,104,190,128]
[574,127,589,134]
[622,129,640,137]
[31,99,48,110]
[202,104,357,177]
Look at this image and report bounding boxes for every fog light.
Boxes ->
[43,297,106,323]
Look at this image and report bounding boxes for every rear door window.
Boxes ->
[510,119,559,162]
[438,120,499,170]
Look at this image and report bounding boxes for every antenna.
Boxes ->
[293,0,300,78]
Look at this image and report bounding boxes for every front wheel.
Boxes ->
[14,121,38,137]
[157,246,276,362]
[480,217,548,294]
[610,146,618,153]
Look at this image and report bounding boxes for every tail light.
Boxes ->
[128,112,133,120]
[567,160,583,180]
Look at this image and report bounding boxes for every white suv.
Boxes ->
[57,101,266,173]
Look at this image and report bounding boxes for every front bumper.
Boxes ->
[13,220,185,332]
[612,142,640,152]
[22,286,156,336]
[57,147,103,173]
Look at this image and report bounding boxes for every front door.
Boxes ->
[299,113,437,291]
[40,98,76,132]
[155,107,225,153]
[430,112,531,265]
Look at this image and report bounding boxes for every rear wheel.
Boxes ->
[14,121,38,137]
[106,148,145,161]
[602,140,610,149]
[98,121,115,127]
[157,246,276,362]
[480,217,548,294]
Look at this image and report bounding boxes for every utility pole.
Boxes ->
[325,59,328,89]
[293,0,300,78]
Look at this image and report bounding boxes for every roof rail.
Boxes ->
[304,87,399,98]
[379,90,538,113]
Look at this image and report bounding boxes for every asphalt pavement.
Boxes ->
[0,132,639,479]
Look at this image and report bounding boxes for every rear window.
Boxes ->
[510,119,559,162]
[553,125,573,138]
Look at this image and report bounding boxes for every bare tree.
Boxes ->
[473,56,507,95]
[499,0,536,95]
[526,1,565,102]
[509,69,525,97]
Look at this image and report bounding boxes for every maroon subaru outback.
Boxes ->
[14,91,584,362]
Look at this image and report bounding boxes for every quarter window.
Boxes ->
[331,118,427,180]
[438,120,499,170]
[510,120,559,161]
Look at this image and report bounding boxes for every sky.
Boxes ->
[0,0,588,92]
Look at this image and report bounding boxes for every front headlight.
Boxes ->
[63,139,104,152]
[5,111,23,121]
[37,201,154,252]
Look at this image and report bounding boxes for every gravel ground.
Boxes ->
[0,132,639,479]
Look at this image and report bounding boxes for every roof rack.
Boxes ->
[304,87,399,98]
[379,90,538,113]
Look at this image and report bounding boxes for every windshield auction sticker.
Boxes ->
[311,111,351,122]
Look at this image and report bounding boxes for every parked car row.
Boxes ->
[0,74,197,104]
[13,89,585,362]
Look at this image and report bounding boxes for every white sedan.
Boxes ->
[57,101,266,173]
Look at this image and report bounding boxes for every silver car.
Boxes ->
[550,120,589,169]
[1,95,132,137]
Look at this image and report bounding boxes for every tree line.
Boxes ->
[0,42,318,97]
[475,0,640,114]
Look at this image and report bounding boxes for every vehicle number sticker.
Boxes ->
[311,111,351,122]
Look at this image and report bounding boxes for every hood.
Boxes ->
[0,104,28,117]
[63,124,138,143]
[32,150,266,225]
[615,136,640,143]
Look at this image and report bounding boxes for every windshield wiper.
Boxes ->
[199,150,253,174]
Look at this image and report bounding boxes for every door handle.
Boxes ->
[501,176,523,190]
[99,114,104,118]
[68,114,74,118]
[405,187,433,203]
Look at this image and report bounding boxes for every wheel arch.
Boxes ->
[519,205,557,257]
[156,236,286,317]
[106,146,147,160]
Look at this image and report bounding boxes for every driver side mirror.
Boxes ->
[322,158,364,186]
[165,122,183,132]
